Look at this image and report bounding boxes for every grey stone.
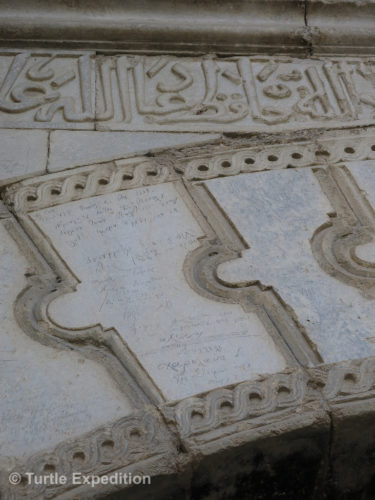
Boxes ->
[30,182,286,401]
[1,0,375,55]
[0,51,95,130]
[0,130,47,185]
[207,166,375,363]
[48,131,220,172]
[0,220,133,464]
[1,33,375,498]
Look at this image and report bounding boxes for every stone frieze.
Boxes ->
[1,51,375,132]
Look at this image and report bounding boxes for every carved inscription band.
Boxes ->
[1,51,375,131]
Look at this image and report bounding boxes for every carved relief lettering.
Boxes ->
[0,52,375,131]
[0,51,95,129]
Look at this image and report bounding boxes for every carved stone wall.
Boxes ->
[1,3,375,499]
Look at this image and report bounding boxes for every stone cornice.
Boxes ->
[0,1,374,55]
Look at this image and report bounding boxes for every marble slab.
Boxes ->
[0,130,47,185]
[30,182,287,401]
[346,160,375,263]
[205,166,375,364]
[48,131,220,172]
[1,51,375,133]
[0,221,132,465]
[348,160,375,208]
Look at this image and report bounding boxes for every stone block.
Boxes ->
[208,166,375,364]
[0,218,133,465]
[48,131,221,172]
[0,130,47,185]
[0,50,95,130]
[29,180,287,401]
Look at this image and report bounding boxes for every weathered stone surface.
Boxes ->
[48,131,220,172]
[0,50,95,130]
[0,219,133,464]
[30,182,287,401]
[1,0,375,55]
[1,51,375,133]
[0,130,47,184]
[309,0,375,55]
[95,54,375,133]
[1,135,375,497]
[1,24,375,497]
[0,1,308,54]
[1,408,178,500]
[349,160,375,207]
[208,165,375,363]
[346,160,375,263]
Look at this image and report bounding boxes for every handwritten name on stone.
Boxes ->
[31,183,286,400]
[207,166,375,363]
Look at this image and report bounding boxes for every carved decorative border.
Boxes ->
[5,158,177,214]
[2,409,177,499]
[161,369,314,439]
[312,164,375,299]
[5,357,375,498]
[4,130,375,213]
[2,51,375,132]
[2,128,375,497]
[161,356,375,443]
[181,132,375,180]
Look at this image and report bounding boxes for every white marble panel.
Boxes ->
[347,160,375,263]
[206,168,375,363]
[48,131,220,172]
[0,130,47,185]
[31,182,287,401]
[0,221,132,463]
[348,160,375,207]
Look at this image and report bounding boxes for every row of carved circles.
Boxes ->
[189,384,297,424]
[11,164,169,211]
[184,140,375,179]
[173,360,375,437]
[6,139,375,210]
[9,421,149,495]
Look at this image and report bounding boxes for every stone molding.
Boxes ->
[5,158,177,214]
[2,409,177,499]
[0,1,375,55]
[5,357,375,498]
[2,130,375,497]
[5,129,375,213]
[312,164,375,299]
[162,357,375,442]
[1,51,375,133]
